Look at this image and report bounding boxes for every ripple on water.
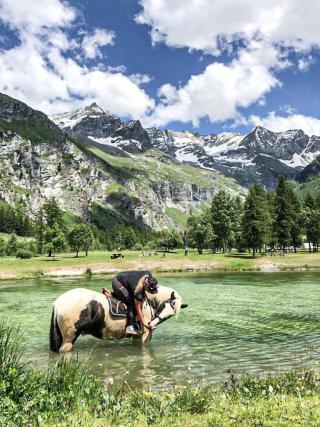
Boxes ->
[0,272,320,388]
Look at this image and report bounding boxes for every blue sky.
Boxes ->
[1,0,320,135]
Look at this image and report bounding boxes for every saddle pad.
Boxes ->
[107,296,127,318]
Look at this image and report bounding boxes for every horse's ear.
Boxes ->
[181,304,188,309]
[171,291,176,300]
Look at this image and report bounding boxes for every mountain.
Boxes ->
[146,126,320,189]
[51,105,320,190]
[51,103,152,154]
[0,93,245,229]
[296,155,320,183]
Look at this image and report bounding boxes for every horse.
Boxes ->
[49,285,188,353]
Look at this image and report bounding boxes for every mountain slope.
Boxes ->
[51,105,320,190]
[0,93,245,229]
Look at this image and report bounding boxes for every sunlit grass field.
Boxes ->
[0,248,320,280]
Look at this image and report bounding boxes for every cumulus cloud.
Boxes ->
[137,0,320,127]
[143,41,282,127]
[81,28,115,59]
[0,0,154,117]
[0,0,76,33]
[136,0,320,54]
[248,112,320,136]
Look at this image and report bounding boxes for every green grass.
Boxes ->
[1,249,320,280]
[81,143,246,195]
[0,118,60,143]
[165,207,188,226]
[2,319,320,427]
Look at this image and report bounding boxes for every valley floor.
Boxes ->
[0,249,320,281]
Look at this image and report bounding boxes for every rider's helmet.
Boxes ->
[145,276,158,294]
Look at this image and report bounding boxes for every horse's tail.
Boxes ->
[49,307,62,353]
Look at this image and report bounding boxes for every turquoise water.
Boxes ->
[0,272,319,389]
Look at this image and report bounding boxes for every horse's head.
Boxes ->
[149,291,188,327]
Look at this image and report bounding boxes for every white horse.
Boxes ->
[50,285,187,353]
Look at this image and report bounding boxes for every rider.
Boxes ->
[111,270,159,335]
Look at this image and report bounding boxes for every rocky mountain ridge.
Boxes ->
[0,93,244,229]
[51,105,320,190]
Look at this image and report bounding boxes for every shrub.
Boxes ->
[0,237,6,256]
[85,268,92,279]
[132,243,143,251]
[16,249,32,259]
[6,233,17,255]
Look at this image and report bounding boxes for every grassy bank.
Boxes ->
[1,319,320,426]
[1,249,320,281]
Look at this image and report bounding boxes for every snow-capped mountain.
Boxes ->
[51,104,320,190]
[51,103,151,154]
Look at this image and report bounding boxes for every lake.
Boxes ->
[0,272,319,389]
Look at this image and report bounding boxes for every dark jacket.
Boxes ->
[114,270,152,301]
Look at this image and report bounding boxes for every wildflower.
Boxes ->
[103,377,114,385]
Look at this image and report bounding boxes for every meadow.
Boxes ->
[0,248,320,281]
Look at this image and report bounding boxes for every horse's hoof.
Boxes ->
[59,343,73,353]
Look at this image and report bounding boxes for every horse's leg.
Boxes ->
[59,323,78,353]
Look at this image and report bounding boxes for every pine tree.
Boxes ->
[273,176,292,250]
[287,189,303,252]
[210,190,234,252]
[303,193,320,252]
[229,196,243,251]
[242,184,270,258]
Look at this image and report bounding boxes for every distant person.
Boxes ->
[111,270,159,335]
[184,246,189,256]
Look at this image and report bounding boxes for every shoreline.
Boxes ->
[1,250,320,282]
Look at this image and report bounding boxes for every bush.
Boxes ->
[6,233,17,255]
[132,243,143,251]
[0,237,6,256]
[16,249,32,259]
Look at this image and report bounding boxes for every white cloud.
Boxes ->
[143,41,282,127]
[248,112,320,136]
[137,0,320,55]
[0,0,154,117]
[298,56,314,72]
[0,0,76,33]
[137,0,320,127]
[81,28,115,59]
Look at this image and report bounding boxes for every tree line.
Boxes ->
[1,176,320,258]
[183,176,320,257]
[0,197,157,258]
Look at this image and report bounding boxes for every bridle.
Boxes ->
[151,298,176,324]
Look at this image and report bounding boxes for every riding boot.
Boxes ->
[126,307,139,336]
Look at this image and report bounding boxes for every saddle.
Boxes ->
[102,288,127,318]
